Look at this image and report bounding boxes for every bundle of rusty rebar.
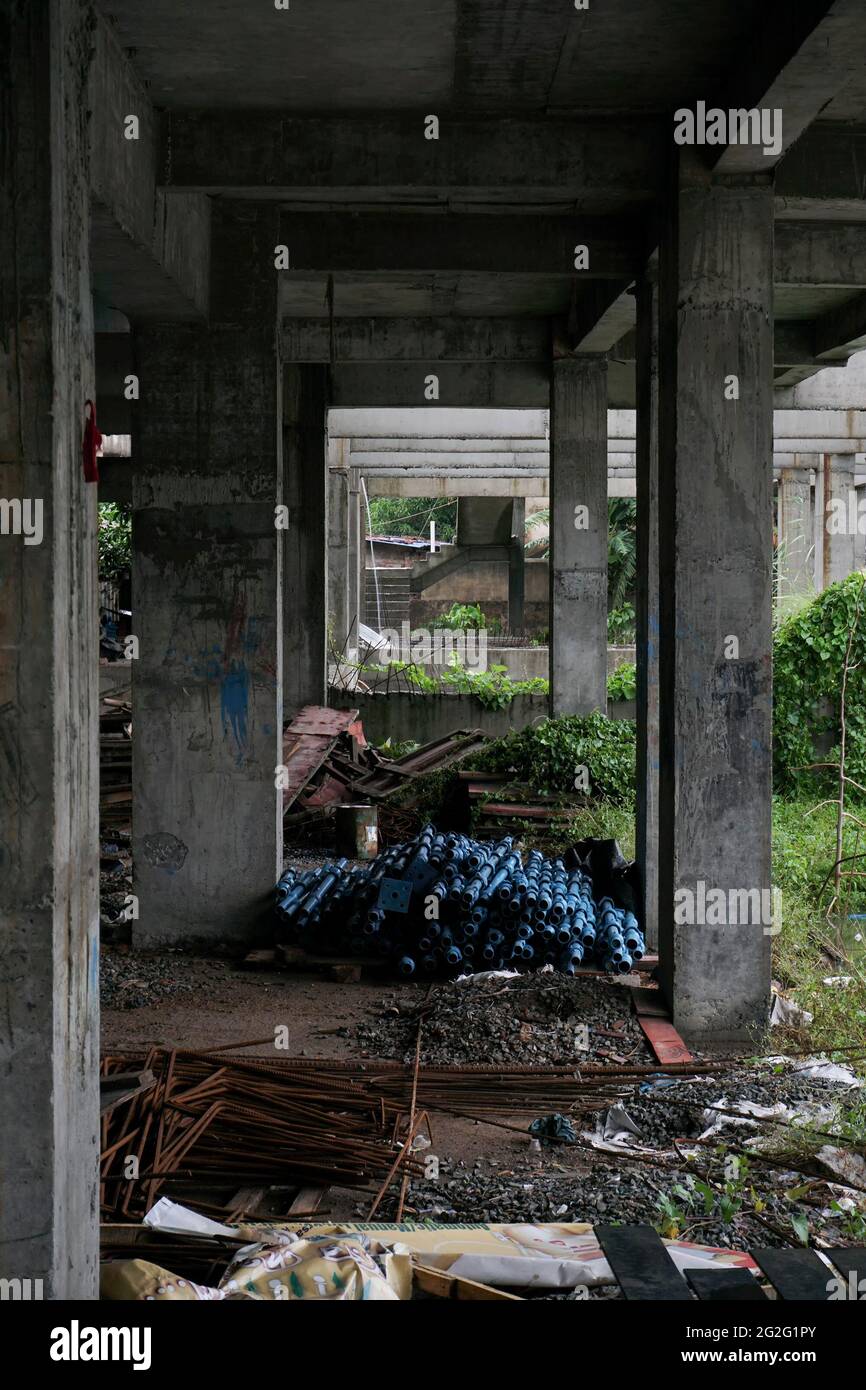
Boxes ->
[100,1050,424,1220]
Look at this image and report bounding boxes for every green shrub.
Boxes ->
[470,713,636,803]
[442,659,548,710]
[98,502,131,582]
[773,574,866,798]
[607,662,636,703]
[431,602,491,631]
[607,602,636,644]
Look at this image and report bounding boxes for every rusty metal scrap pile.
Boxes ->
[100,1050,424,1220]
[101,1051,745,1223]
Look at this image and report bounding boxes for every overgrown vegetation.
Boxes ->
[366,495,457,542]
[525,500,637,615]
[431,602,493,632]
[470,712,636,803]
[607,603,636,644]
[362,656,548,710]
[774,574,866,799]
[98,502,132,582]
[606,662,636,703]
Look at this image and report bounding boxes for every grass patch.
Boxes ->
[772,797,866,1059]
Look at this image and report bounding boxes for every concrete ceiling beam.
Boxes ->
[328,362,549,408]
[280,317,550,362]
[776,125,866,222]
[814,291,866,360]
[89,17,210,321]
[711,0,866,174]
[278,213,640,279]
[775,222,866,287]
[158,113,664,205]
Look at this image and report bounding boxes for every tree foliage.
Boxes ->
[367,496,456,542]
[774,574,866,798]
[98,502,132,582]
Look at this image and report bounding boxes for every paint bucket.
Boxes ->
[335,803,379,860]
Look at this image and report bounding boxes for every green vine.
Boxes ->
[774,574,866,799]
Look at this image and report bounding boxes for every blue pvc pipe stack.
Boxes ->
[275,826,645,979]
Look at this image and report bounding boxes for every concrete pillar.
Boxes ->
[0,0,99,1297]
[635,269,660,952]
[657,156,773,1042]
[283,364,328,714]
[777,464,813,612]
[328,437,349,653]
[824,454,857,585]
[813,455,826,590]
[509,498,526,632]
[347,464,362,649]
[549,356,608,716]
[132,204,283,946]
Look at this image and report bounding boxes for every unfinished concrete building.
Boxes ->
[4,0,866,1299]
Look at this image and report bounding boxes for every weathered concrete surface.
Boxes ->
[88,12,210,321]
[777,466,814,609]
[327,438,350,648]
[0,0,99,1298]
[657,156,773,1042]
[635,269,660,952]
[344,692,549,745]
[131,205,282,946]
[824,454,857,584]
[549,357,608,717]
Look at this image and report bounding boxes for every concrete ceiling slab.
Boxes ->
[455,0,758,112]
[775,286,862,319]
[97,1,456,109]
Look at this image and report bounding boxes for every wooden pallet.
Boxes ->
[244,945,393,983]
[597,1224,865,1301]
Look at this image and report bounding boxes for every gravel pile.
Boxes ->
[101,950,210,1010]
[356,970,651,1065]
[398,1153,805,1250]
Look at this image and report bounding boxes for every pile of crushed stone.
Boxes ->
[356,970,652,1066]
[101,949,208,1010]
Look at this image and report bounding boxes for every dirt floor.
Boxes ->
[101,942,866,1246]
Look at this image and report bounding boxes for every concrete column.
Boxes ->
[777,464,813,612]
[813,455,826,590]
[132,204,283,946]
[824,454,857,585]
[657,156,773,1042]
[347,464,362,649]
[283,364,328,714]
[509,498,526,632]
[549,356,608,716]
[635,269,660,952]
[0,0,99,1296]
[328,437,349,653]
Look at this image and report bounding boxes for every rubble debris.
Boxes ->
[282,705,487,829]
[355,971,650,1066]
[529,1113,578,1144]
[99,694,132,828]
[275,826,647,980]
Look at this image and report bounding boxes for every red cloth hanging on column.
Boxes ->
[82,399,102,483]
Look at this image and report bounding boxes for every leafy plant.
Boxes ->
[607,603,636,644]
[367,496,456,542]
[431,602,490,631]
[471,713,636,803]
[607,499,637,611]
[524,502,636,614]
[774,575,866,799]
[442,655,547,710]
[607,662,636,703]
[98,502,132,582]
